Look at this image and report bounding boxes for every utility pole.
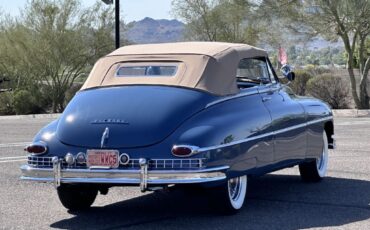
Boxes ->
[102,0,120,49]
[115,0,120,49]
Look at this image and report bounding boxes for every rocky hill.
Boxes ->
[125,17,185,44]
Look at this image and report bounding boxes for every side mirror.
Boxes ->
[280,64,295,82]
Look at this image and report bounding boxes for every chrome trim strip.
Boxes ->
[198,132,272,152]
[20,165,229,184]
[21,165,229,174]
[273,122,307,135]
[206,89,259,108]
[206,84,283,108]
[197,116,333,152]
[306,116,333,125]
[257,85,277,94]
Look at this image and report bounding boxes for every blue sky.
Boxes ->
[0,0,174,22]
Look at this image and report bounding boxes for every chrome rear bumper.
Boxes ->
[20,159,228,192]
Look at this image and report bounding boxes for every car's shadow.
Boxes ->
[51,175,370,230]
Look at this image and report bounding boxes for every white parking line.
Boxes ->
[0,156,27,160]
[0,142,31,148]
[0,159,27,163]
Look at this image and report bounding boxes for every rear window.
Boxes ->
[115,64,178,77]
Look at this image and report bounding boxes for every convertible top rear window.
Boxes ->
[116,63,178,77]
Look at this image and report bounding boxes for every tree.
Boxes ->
[0,0,118,113]
[266,0,370,109]
[171,0,260,45]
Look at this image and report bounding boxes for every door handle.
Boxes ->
[262,96,272,102]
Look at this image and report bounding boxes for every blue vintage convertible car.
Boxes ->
[21,42,334,213]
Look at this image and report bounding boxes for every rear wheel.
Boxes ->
[57,184,98,211]
[210,175,247,214]
[299,130,329,182]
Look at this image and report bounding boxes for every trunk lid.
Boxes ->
[56,86,214,148]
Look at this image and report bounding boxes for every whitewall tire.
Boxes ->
[210,175,248,214]
[299,130,329,182]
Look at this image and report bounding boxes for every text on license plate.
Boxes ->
[87,150,119,168]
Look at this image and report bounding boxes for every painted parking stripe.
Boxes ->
[0,156,27,160]
[0,159,27,163]
[0,142,31,148]
[0,155,27,164]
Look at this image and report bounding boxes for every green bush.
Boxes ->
[303,65,331,76]
[306,74,350,109]
[13,90,40,115]
[289,70,313,96]
[0,93,15,115]
[65,83,83,104]
[34,85,53,113]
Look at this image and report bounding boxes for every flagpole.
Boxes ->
[277,44,281,70]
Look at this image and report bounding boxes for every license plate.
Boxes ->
[87,150,119,168]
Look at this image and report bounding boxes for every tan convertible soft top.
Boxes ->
[81,42,268,96]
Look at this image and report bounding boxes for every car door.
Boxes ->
[236,59,274,168]
[258,59,307,162]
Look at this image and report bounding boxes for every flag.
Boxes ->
[278,47,288,65]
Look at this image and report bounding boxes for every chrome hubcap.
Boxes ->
[226,175,247,210]
[228,177,241,201]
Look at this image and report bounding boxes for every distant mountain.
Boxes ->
[124,17,343,50]
[125,17,185,44]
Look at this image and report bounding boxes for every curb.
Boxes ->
[332,109,370,117]
[0,113,60,120]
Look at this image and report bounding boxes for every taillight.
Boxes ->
[24,142,47,155]
[171,145,199,157]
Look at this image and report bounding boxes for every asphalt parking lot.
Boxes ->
[0,116,369,230]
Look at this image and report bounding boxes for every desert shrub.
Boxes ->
[0,93,15,115]
[35,85,54,113]
[304,65,331,76]
[306,74,350,109]
[65,83,83,104]
[13,89,40,114]
[289,70,313,95]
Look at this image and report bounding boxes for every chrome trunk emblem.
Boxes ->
[101,127,110,148]
[91,119,129,125]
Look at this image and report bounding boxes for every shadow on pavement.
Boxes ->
[51,175,370,230]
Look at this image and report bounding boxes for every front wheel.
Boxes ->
[57,184,98,211]
[210,175,247,214]
[299,130,329,182]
